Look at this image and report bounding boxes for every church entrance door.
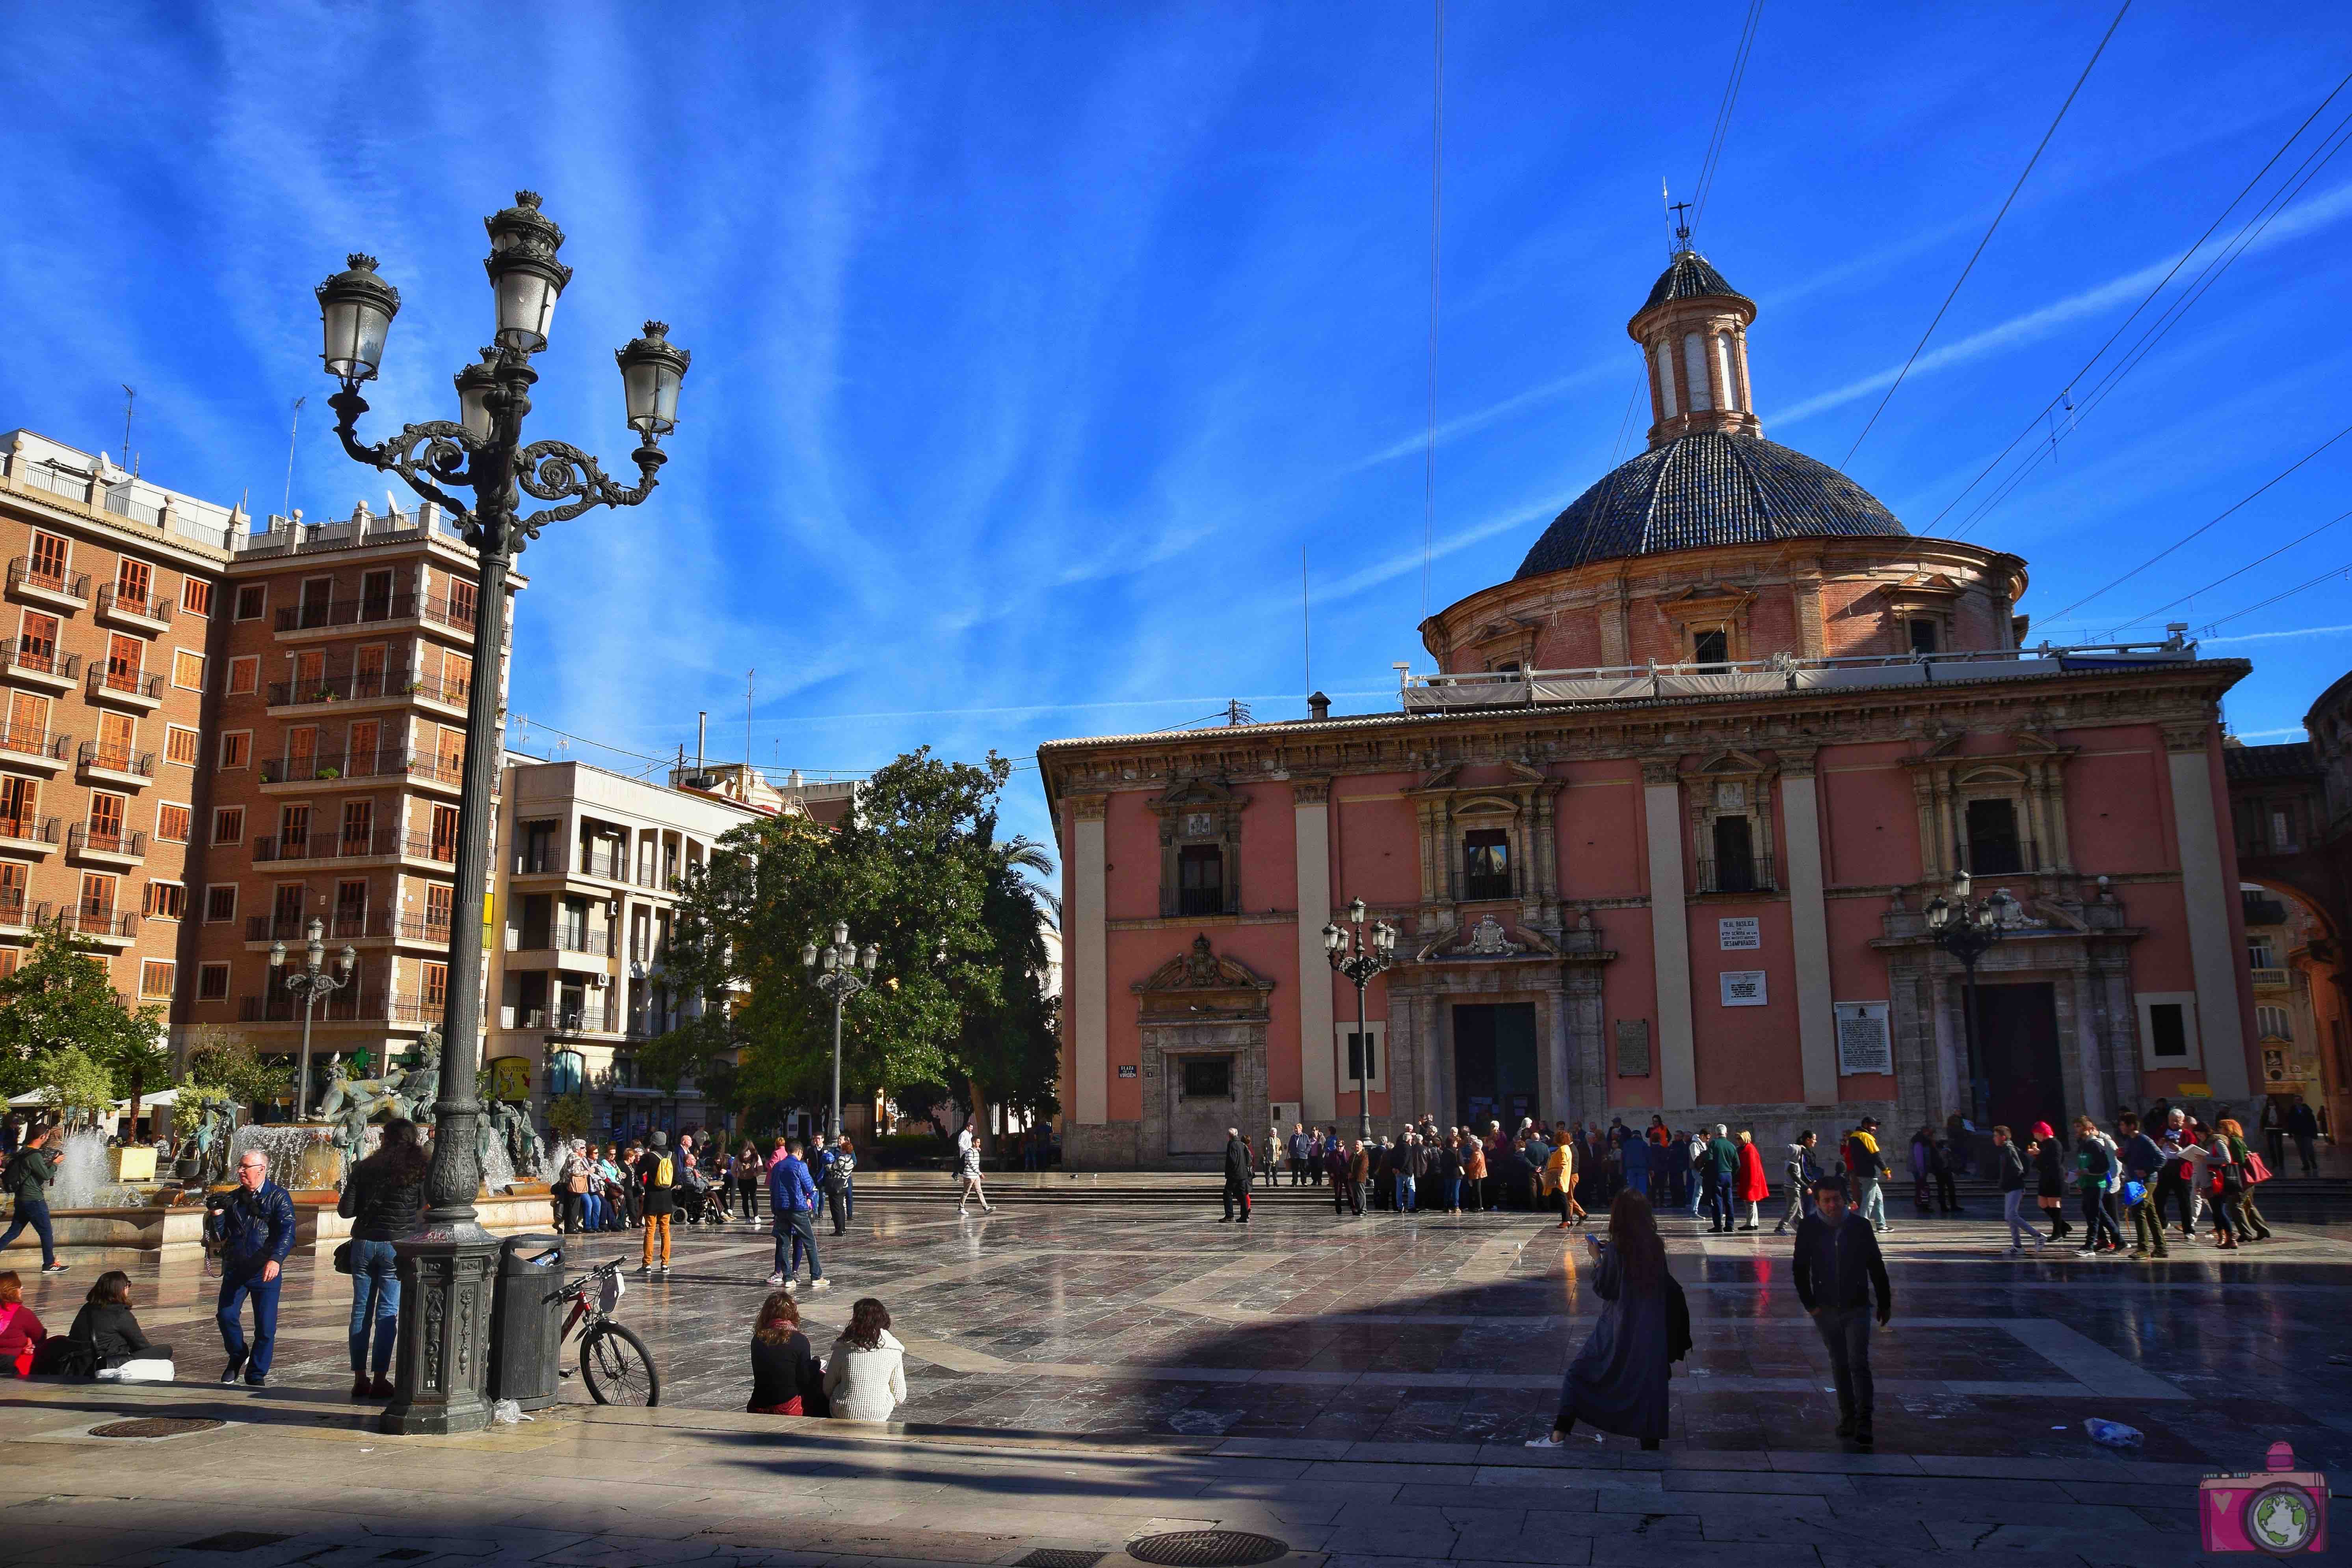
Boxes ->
[1454,1003,1538,1130]
[1976,982,2065,1138]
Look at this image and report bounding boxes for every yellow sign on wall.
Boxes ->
[489,1056,532,1103]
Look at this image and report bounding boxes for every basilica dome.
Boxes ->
[1513,430,1908,579]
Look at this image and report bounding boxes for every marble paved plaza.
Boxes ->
[1,1188,2348,1565]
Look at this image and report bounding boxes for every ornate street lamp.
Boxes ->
[270,917,357,1120]
[1323,898,1398,1141]
[803,923,880,1142]
[1924,872,2017,1127]
[314,190,688,1436]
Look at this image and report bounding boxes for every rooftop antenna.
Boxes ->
[282,396,305,523]
[746,668,755,769]
[1668,199,1694,252]
[696,711,707,783]
[1301,546,1313,709]
[1422,0,1444,622]
[120,385,136,476]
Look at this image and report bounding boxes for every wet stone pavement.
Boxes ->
[17,1187,2345,1470]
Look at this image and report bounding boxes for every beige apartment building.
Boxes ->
[488,757,854,1138]
[2,428,516,1083]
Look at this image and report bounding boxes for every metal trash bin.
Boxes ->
[487,1233,565,1410]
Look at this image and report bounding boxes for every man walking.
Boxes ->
[1776,1131,1818,1236]
[1845,1118,1890,1232]
[1220,1128,1251,1224]
[1793,1177,1892,1447]
[2286,1099,2321,1177]
[1328,1135,1360,1216]
[1288,1122,1311,1187]
[2116,1112,2169,1259]
[1706,1124,1739,1233]
[0,1124,67,1274]
[765,1137,829,1293]
[1992,1125,2044,1255]
[634,1130,678,1275]
[211,1149,295,1386]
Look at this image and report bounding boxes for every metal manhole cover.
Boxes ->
[91,1417,227,1440]
[1017,1552,1106,1568]
[1127,1532,1288,1568]
[180,1531,292,1553]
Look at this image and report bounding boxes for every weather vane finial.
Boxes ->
[1669,200,1694,251]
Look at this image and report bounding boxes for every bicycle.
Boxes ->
[547,1257,661,1405]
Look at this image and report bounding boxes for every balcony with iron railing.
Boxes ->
[246,908,455,944]
[272,591,476,637]
[95,583,172,631]
[68,823,147,861]
[5,645,78,689]
[521,1003,621,1036]
[64,905,137,941]
[518,926,613,958]
[0,725,69,766]
[1695,855,1779,895]
[0,893,45,929]
[515,845,628,881]
[86,666,164,707]
[0,813,60,849]
[7,557,91,607]
[265,666,470,711]
[252,827,455,865]
[77,740,156,781]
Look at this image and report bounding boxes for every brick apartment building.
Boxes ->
[2,427,515,1079]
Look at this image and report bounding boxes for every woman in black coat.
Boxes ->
[1528,1189,1690,1451]
[747,1291,828,1415]
[2029,1120,2072,1239]
[338,1118,428,1402]
[67,1270,173,1380]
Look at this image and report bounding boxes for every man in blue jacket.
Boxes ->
[765,1137,829,1293]
[210,1148,296,1386]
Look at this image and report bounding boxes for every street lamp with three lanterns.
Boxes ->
[313,190,689,1436]
[1323,898,1398,1142]
[1923,871,2019,1127]
[803,923,881,1143]
[270,917,357,1121]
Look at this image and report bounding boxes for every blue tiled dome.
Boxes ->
[1514,432,1908,579]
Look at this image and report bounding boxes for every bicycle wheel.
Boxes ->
[579,1321,660,1406]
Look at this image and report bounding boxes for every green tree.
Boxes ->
[183,1025,292,1114]
[0,919,166,1099]
[546,1091,592,1144]
[37,1044,118,1128]
[652,749,1058,1140]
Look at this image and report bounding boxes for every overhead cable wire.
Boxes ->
[1692,0,1765,230]
[1947,89,2352,536]
[2194,557,2352,633]
[1422,0,1444,620]
[2100,503,2352,633]
[1929,66,2352,535]
[2043,417,2352,621]
[1839,1,2130,470]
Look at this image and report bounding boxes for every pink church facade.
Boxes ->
[1039,246,2261,1169]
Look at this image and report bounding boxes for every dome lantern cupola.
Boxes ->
[1631,242,1761,448]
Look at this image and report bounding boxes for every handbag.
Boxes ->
[332,1240,354,1274]
[2243,1150,2272,1184]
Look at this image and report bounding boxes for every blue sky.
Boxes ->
[4,3,2350,848]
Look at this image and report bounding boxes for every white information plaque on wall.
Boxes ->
[1835,1001,1893,1074]
[1719,970,1768,1007]
[1718,917,1761,950]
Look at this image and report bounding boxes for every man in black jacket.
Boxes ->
[1220,1129,1251,1223]
[1793,1177,1893,1446]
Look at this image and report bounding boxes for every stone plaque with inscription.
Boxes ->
[1614,1018,1652,1077]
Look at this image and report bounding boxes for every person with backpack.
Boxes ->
[634,1129,679,1276]
[818,1134,856,1237]
[2116,1111,2169,1259]
[1844,1118,1890,1233]
[0,1125,66,1274]
[2072,1117,2125,1254]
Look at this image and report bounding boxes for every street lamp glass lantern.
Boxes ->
[1322,923,1344,954]
[1924,895,1949,931]
[269,940,287,969]
[820,947,838,972]
[859,943,879,974]
[481,192,572,353]
[1348,897,1367,926]
[316,254,401,383]
[453,351,499,443]
[1951,870,1973,902]
[801,942,819,969]
[339,945,358,976]
[833,921,850,947]
[616,322,690,437]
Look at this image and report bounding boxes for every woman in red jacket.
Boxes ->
[0,1270,46,1377]
[1734,1131,1770,1232]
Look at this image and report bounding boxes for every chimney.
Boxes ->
[1307,691,1330,721]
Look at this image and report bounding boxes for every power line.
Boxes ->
[1839,1,2130,470]
[2194,557,2352,633]
[1947,93,2352,538]
[2103,503,2352,633]
[1692,0,1765,231]
[2043,417,2352,621]
[1930,67,2352,536]
[1422,0,1445,621]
